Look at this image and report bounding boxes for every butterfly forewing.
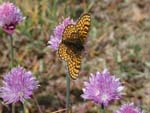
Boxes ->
[62,24,77,40]
[76,13,91,42]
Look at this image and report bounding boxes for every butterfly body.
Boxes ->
[58,13,91,79]
[62,38,84,52]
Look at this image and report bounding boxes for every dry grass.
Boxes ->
[0,0,150,112]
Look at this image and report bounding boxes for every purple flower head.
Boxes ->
[115,103,144,113]
[81,69,124,107]
[0,66,39,104]
[48,17,75,51]
[0,2,25,35]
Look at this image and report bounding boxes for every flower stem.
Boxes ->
[9,35,14,68]
[9,35,15,113]
[66,72,70,113]
[100,104,105,113]
[22,103,25,113]
[18,102,26,113]
[12,103,15,113]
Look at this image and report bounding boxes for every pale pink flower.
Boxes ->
[0,66,39,104]
[0,2,25,35]
[81,69,124,107]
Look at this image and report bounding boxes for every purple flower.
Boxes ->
[48,17,74,51]
[0,2,25,35]
[81,69,124,107]
[115,103,144,113]
[0,66,39,104]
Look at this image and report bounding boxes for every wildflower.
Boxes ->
[0,2,25,35]
[115,103,144,113]
[81,69,124,107]
[48,17,74,51]
[0,66,39,104]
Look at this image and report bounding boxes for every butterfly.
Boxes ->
[58,13,91,79]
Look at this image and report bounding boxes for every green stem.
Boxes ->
[9,35,14,68]
[19,102,25,113]
[22,103,25,113]
[12,103,15,113]
[100,104,105,113]
[66,72,70,113]
[9,35,15,113]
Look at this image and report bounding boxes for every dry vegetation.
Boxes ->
[0,0,150,113]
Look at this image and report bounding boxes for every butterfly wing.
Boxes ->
[66,47,82,79]
[76,13,91,42]
[67,55,81,79]
[58,43,81,79]
[58,24,78,59]
[62,24,78,41]
[58,43,70,61]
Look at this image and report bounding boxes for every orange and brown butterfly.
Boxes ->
[58,13,91,80]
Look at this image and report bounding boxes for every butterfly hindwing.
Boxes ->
[67,53,81,79]
[58,43,70,61]
[58,43,81,79]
